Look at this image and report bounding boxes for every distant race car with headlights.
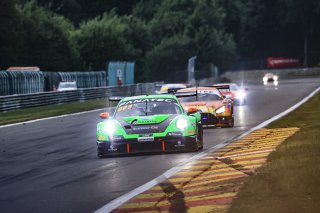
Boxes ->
[212,83,247,105]
[176,87,234,127]
[96,94,203,157]
[263,73,278,83]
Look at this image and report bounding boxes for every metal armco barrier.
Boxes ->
[0,83,160,112]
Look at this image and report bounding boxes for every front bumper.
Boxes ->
[97,135,198,156]
[201,113,232,126]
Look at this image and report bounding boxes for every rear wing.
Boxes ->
[207,85,231,94]
[167,88,179,94]
[109,96,125,101]
[107,96,125,107]
[174,91,197,98]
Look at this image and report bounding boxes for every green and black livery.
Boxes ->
[96,94,203,157]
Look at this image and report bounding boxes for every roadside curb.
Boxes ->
[106,128,299,212]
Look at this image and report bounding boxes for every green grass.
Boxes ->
[0,98,112,125]
[230,94,320,212]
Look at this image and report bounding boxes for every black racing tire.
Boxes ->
[225,108,234,128]
[226,117,234,128]
[97,149,107,158]
[197,123,204,150]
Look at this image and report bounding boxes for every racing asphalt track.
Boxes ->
[0,78,319,213]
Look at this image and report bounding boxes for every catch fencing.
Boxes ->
[0,83,161,112]
[0,70,107,96]
[0,71,44,96]
[57,72,107,88]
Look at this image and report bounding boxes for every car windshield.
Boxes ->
[115,98,182,118]
[230,84,239,91]
[179,90,223,102]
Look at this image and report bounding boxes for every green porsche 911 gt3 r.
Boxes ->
[96,94,203,157]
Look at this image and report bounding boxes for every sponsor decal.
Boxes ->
[132,125,159,131]
[168,132,182,136]
[117,104,133,112]
[138,136,154,142]
[112,136,122,140]
[136,119,157,124]
[119,98,176,106]
[218,88,230,93]
[131,120,137,125]
[108,144,118,151]
[140,133,153,137]
[197,90,220,95]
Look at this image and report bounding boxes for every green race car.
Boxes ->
[96,94,203,157]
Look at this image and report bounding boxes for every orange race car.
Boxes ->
[176,87,234,127]
[212,83,247,105]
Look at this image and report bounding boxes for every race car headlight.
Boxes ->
[104,121,116,135]
[273,75,278,81]
[263,77,268,82]
[216,106,226,114]
[176,118,188,131]
[237,91,246,100]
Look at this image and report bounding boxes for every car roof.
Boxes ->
[120,94,178,102]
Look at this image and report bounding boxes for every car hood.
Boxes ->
[121,114,173,125]
[117,114,179,134]
[182,101,223,112]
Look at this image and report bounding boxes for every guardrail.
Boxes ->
[0,83,161,112]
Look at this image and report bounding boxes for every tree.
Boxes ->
[187,0,236,70]
[217,0,246,45]
[145,35,195,82]
[132,0,162,22]
[143,0,237,80]
[71,11,145,71]
[32,0,140,24]
[0,0,21,69]
[148,0,195,44]
[281,0,320,66]
[16,1,82,70]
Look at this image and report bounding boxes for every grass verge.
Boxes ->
[230,94,320,212]
[0,98,110,125]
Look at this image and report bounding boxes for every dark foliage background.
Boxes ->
[1,0,320,82]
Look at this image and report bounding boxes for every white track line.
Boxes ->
[0,108,105,129]
[94,85,320,213]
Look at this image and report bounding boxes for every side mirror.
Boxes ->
[187,107,198,115]
[99,112,109,119]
